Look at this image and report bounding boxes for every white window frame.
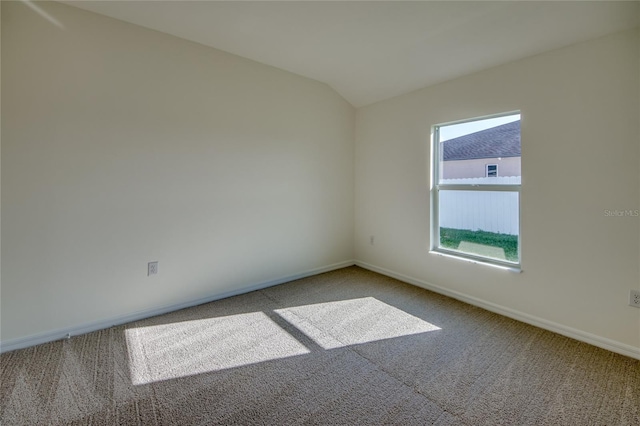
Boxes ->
[430,112,521,271]
[486,164,498,177]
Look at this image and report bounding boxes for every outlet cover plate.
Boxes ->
[630,289,640,308]
[148,261,158,276]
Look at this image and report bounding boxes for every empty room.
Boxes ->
[1,1,639,425]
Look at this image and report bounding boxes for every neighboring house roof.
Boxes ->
[442,120,521,161]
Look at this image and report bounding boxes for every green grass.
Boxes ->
[440,227,519,262]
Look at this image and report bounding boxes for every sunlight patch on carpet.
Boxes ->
[125,312,310,385]
[275,297,441,349]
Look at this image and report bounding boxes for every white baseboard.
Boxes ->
[355,260,640,361]
[0,260,356,354]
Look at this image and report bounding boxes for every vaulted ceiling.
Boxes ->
[60,1,639,107]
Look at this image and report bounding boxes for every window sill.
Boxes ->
[429,249,522,273]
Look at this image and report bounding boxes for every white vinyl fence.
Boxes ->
[439,177,520,236]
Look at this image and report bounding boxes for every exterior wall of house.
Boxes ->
[442,156,521,179]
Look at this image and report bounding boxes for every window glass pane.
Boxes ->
[438,114,520,184]
[439,190,519,263]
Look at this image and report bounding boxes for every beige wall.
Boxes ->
[443,157,521,179]
[1,2,354,343]
[355,29,640,354]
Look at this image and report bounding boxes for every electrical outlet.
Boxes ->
[630,290,640,308]
[148,261,158,276]
[370,235,375,245]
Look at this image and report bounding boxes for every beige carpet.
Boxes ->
[1,266,639,425]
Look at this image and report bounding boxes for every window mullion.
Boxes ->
[437,184,520,192]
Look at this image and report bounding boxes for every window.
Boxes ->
[431,112,521,269]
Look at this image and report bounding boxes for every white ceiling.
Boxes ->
[59,1,639,107]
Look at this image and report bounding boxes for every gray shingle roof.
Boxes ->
[442,120,521,161]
